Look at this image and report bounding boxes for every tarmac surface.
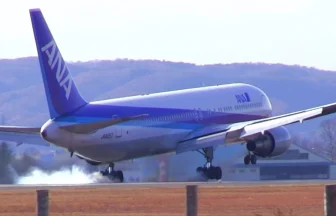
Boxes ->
[0,179,335,190]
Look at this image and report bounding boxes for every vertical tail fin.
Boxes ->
[29,8,87,119]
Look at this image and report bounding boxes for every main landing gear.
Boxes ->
[100,163,124,182]
[196,147,222,180]
[244,152,257,165]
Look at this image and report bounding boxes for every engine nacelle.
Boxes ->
[245,126,292,158]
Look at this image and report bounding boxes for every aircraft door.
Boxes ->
[112,115,123,138]
[116,127,122,138]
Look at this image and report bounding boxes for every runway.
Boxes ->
[0,180,328,216]
[0,179,335,190]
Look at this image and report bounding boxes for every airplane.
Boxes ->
[0,8,335,183]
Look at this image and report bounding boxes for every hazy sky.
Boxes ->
[1,0,336,70]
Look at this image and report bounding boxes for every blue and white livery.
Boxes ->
[0,9,334,182]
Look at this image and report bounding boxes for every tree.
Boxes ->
[0,142,15,184]
[11,152,38,176]
[291,134,304,147]
[292,131,327,157]
[319,119,336,161]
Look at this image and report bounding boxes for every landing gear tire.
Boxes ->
[211,166,222,180]
[196,147,222,181]
[196,166,222,180]
[244,155,250,165]
[116,170,124,182]
[196,166,205,173]
[100,163,124,183]
[244,154,257,165]
[250,154,257,165]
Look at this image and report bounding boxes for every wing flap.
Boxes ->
[176,130,227,154]
[238,108,323,138]
[60,114,149,134]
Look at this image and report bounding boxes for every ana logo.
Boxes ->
[41,40,72,100]
[235,92,251,103]
[101,133,114,139]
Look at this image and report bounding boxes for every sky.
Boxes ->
[1,0,336,71]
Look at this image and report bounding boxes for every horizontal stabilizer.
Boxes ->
[60,114,149,134]
[0,126,41,134]
[0,125,49,146]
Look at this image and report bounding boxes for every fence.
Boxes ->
[36,185,198,216]
[34,184,336,216]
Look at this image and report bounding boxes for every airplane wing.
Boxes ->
[0,125,50,146]
[176,102,336,154]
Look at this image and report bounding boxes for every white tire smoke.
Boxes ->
[16,165,105,184]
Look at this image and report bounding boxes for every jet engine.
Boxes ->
[245,126,292,158]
